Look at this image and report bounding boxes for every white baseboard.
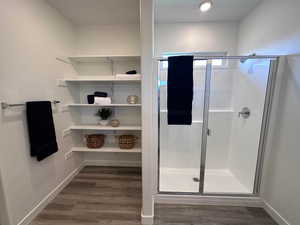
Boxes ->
[17,163,84,225]
[141,212,154,225]
[263,201,290,225]
[17,161,139,225]
[141,196,155,225]
[83,160,141,167]
[155,194,264,207]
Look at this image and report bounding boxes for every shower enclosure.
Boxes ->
[158,55,279,195]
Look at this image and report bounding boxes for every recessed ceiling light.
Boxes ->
[199,0,213,12]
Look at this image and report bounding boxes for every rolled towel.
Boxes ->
[94,97,112,105]
[94,92,108,97]
[126,70,137,74]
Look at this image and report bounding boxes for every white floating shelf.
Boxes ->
[68,55,140,63]
[67,104,141,107]
[69,125,142,131]
[63,77,141,82]
[57,76,141,87]
[71,146,141,153]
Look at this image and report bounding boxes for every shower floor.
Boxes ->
[159,168,251,194]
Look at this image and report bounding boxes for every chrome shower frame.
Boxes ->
[156,55,280,197]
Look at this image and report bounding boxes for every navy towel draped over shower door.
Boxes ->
[167,56,194,125]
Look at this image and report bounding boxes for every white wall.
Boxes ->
[238,0,300,224]
[0,1,83,224]
[141,0,156,223]
[155,22,238,57]
[238,0,300,55]
[263,55,300,225]
[75,24,140,56]
[0,170,10,225]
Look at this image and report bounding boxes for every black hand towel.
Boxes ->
[126,70,137,74]
[87,95,95,104]
[167,56,194,125]
[26,101,58,161]
[94,92,108,97]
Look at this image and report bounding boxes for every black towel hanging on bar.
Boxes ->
[26,101,58,161]
[167,56,194,125]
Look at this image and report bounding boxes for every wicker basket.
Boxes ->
[86,134,105,149]
[118,135,136,149]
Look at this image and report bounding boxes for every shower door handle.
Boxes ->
[207,128,212,136]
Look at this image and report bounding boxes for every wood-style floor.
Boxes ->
[30,166,277,225]
[155,204,277,225]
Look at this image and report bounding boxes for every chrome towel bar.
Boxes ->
[1,100,60,110]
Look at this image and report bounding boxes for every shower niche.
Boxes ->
[158,56,278,195]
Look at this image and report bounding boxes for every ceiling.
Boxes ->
[156,0,262,23]
[46,0,140,26]
[47,0,261,26]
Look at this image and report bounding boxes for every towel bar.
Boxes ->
[1,100,60,110]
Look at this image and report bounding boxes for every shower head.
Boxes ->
[240,53,257,63]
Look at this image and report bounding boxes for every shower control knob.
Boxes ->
[193,177,200,182]
[238,107,251,119]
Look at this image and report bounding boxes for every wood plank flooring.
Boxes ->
[30,166,277,225]
[155,204,277,225]
[30,166,142,225]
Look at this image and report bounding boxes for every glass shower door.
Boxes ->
[202,58,277,194]
[158,56,278,195]
[158,60,207,193]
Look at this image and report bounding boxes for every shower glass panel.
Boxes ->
[159,60,207,193]
[158,56,278,195]
[203,58,272,194]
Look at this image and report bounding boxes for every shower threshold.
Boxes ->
[160,168,251,194]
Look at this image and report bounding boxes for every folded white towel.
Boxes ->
[115,74,141,79]
[94,97,112,105]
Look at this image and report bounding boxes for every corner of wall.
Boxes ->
[16,163,84,225]
[0,169,11,225]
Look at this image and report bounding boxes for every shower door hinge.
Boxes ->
[193,177,200,182]
[207,128,212,136]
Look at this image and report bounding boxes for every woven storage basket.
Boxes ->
[118,135,136,149]
[86,134,105,149]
